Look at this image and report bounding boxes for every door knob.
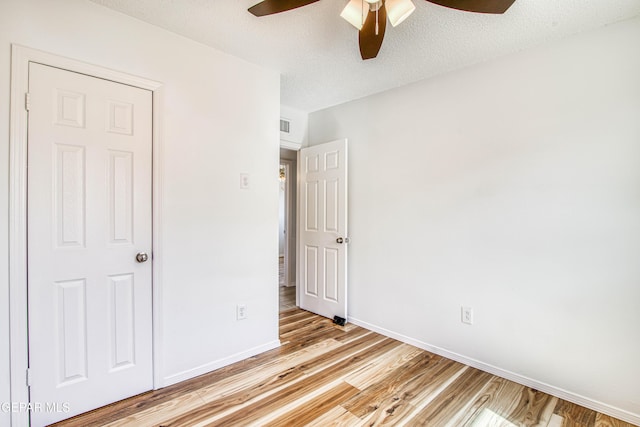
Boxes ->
[136,252,149,263]
[336,237,350,244]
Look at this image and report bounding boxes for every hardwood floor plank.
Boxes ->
[279,318,352,347]
[279,307,311,321]
[49,391,155,427]
[263,382,360,426]
[333,325,372,344]
[283,321,351,344]
[279,286,296,311]
[344,343,424,390]
[159,370,310,426]
[279,323,353,351]
[343,352,444,418]
[506,387,558,426]
[295,333,393,375]
[538,396,559,427]
[457,376,526,426]
[358,398,419,427]
[405,367,493,425]
[279,312,325,335]
[554,399,598,425]
[305,406,362,426]
[195,338,344,401]
[345,355,467,426]
[548,413,566,427]
[595,413,638,427]
[102,390,206,427]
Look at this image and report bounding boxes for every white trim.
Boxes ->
[295,149,301,307]
[150,75,166,391]
[280,160,295,289]
[9,43,30,427]
[280,140,301,151]
[9,44,165,426]
[162,340,281,386]
[348,316,640,426]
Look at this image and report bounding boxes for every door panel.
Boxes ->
[28,62,153,426]
[54,144,86,247]
[108,150,134,244]
[298,140,348,320]
[56,279,88,385]
[109,273,136,370]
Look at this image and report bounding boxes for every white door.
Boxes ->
[298,139,348,320]
[27,63,153,426]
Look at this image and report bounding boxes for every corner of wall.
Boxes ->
[280,104,309,148]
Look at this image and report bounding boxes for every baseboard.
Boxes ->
[348,316,640,426]
[162,340,281,387]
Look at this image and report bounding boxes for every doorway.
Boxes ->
[9,45,164,427]
[279,149,297,311]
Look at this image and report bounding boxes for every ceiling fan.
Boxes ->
[248,0,516,60]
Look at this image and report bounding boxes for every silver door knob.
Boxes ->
[136,252,149,263]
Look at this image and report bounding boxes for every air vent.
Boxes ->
[280,118,291,134]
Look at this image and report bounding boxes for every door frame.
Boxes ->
[8,44,165,427]
[280,160,294,288]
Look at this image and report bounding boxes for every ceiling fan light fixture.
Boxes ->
[386,0,415,27]
[340,0,368,30]
[369,1,383,12]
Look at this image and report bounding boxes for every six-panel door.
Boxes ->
[27,63,153,426]
[298,139,348,321]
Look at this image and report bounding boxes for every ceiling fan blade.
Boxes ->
[248,0,321,16]
[426,0,515,14]
[359,3,387,60]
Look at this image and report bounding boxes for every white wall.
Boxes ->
[0,0,280,417]
[309,16,640,423]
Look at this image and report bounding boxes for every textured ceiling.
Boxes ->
[89,0,640,112]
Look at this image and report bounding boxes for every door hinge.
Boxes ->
[26,368,32,387]
[25,92,31,111]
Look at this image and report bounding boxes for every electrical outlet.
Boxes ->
[237,304,247,320]
[461,306,473,325]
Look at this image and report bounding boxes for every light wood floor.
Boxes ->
[279,256,285,287]
[279,255,296,311]
[52,308,636,427]
[279,285,296,311]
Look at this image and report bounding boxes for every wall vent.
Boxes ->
[280,118,291,134]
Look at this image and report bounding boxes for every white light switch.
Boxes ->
[240,173,250,189]
[237,304,247,320]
